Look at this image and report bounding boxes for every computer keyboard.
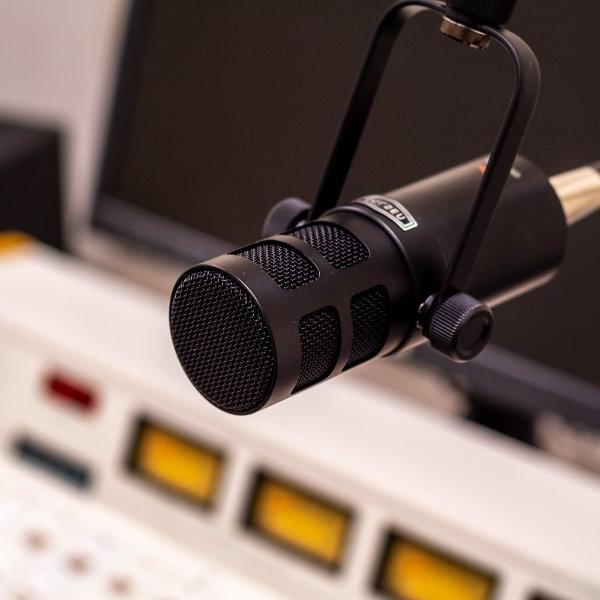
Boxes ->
[0,461,280,600]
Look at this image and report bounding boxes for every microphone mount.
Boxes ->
[264,0,539,363]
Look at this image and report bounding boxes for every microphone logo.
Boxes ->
[354,196,418,231]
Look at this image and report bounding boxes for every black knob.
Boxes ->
[446,0,518,25]
[426,293,493,362]
[262,197,311,238]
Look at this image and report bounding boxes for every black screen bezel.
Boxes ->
[91,0,233,262]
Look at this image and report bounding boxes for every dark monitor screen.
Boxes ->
[93,0,600,389]
[95,0,404,257]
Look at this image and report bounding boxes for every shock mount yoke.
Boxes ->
[263,0,540,362]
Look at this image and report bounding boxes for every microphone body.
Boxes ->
[170,155,568,414]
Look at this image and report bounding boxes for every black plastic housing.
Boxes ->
[0,119,64,249]
[382,155,567,308]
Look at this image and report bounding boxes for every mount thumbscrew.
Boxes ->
[426,293,494,362]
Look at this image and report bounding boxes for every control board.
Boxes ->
[0,239,599,600]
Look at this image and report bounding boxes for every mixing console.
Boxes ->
[0,241,599,600]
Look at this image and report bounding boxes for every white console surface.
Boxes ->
[0,243,599,600]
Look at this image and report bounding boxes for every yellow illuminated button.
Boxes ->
[379,538,495,600]
[247,473,351,569]
[132,420,222,506]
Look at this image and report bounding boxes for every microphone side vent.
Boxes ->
[293,306,341,392]
[234,241,318,290]
[288,222,369,269]
[345,286,391,370]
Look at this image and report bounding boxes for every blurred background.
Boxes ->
[0,1,599,599]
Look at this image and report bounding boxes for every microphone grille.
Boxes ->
[293,307,341,392]
[289,222,369,269]
[170,268,276,414]
[345,286,391,369]
[234,241,318,290]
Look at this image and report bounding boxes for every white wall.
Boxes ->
[0,0,128,223]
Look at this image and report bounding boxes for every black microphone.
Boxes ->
[169,156,600,414]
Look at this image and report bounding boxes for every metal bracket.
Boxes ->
[309,0,540,360]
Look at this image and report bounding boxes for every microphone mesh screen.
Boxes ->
[289,222,368,269]
[293,307,341,392]
[170,269,276,414]
[345,286,390,369]
[234,241,318,290]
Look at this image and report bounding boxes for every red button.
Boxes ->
[45,373,97,412]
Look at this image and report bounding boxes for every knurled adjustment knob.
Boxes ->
[262,197,311,238]
[426,293,493,362]
[445,0,518,25]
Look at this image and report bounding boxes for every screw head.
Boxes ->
[440,17,490,50]
[426,293,493,362]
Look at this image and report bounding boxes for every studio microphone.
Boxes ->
[169,156,600,414]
